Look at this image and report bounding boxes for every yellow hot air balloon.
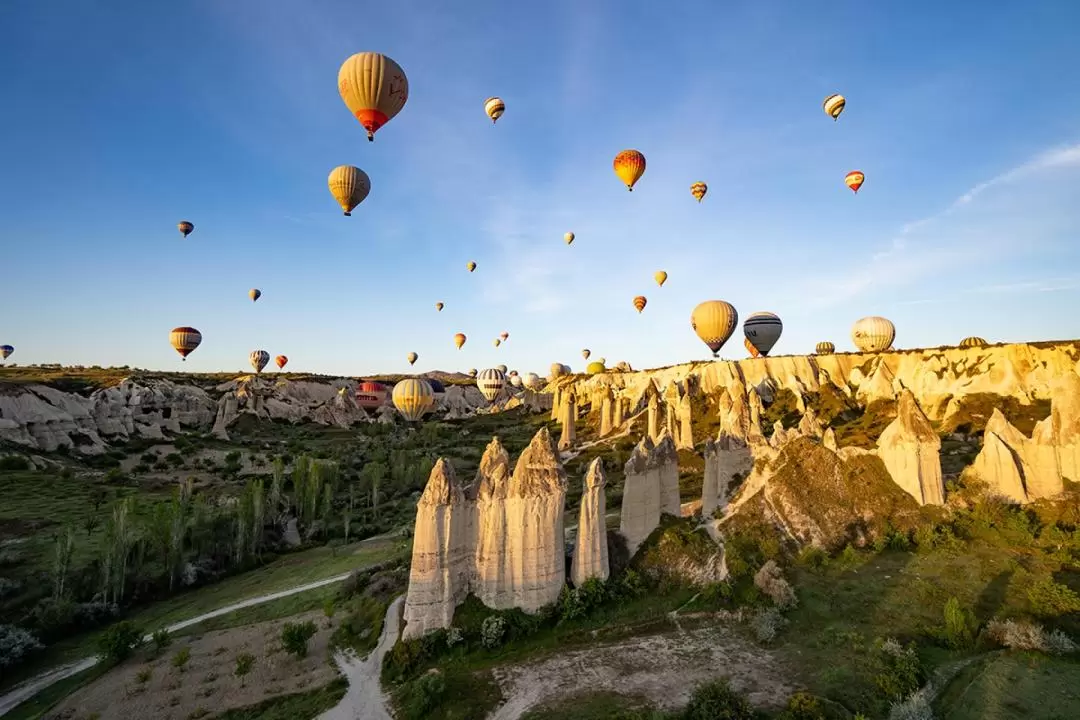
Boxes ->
[392,378,434,421]
[654,271,668,287]
[484,96,505,124]
[249,288,261,302]
[338,52,408,142]
[407,351,418,365]
[690,182,707,202]
[454,332,467,349]
[466,261,477,273]
[851,316,895,353]
[435,302,444,312]
[581,349,591,360]
[845,170,865,194]
[691,300,739,357]
[815,341,835,355]
[328,165,371,216]
[169,327,202,361]
[959,336,988,348]
[586,361,606,375]
[564,232,575,245]
[493,338,502,348]
[633,295,647,313]
[177,221,194,238]
[613,149,646,191]
[823,93,846,121]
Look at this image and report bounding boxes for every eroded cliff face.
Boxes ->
[571,459,609,586]
[619,432,681,555]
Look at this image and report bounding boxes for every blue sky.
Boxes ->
[2,0,1079,377]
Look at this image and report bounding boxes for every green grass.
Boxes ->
[170,584,339,638]
[521,691,661,719]
[212,677,349,719]
[2,663,111,720]
[935,652,1080,719]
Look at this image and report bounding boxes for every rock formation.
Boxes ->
[558,390,577,451]
[571,458,609,586]
[876,390,944,506]
[598,388,614,437]
[618,433,681,555]
[701,432,754,518]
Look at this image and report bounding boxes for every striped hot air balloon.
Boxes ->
[250,350,270,374]
[959,336,988,348]
[690,182,707,202]
[484,96,505,123]
[338,52,409,142]
[633,295,647,313]
[435,302,444,312]
[356,381,388,410]
[468,368,477,378]
[0,345,13,361]
[454,333,467,349]
[845,170,865,194]
[851,316,895,353]
[275,355,288,369]
[744,337,761,358]
[743,311,783,357]
[328,165,371,216]
[691,300,739,357]
[613,150,646,191]
[392,378,434,421]
[466,261,477,273]
[476,368,506,402]
[581,349,591,360]
[586,361,606,375]
[823,93,846,120]
[177,221,195,238]
[815,341,836,355]
[169,327,202,360]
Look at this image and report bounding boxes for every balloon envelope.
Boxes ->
[356,381,388,410]
[633,295,647,313]
[177,221,194,238]
[581,349,591,360]
[275,355,288,369]
[744,337,761,358]
[691,301,738,357]
[823,93,846,120]
[328,165,371,215]
[484,96,505,123]
[170,327,202,360]
[690,182,707,202]
[250,350,270,374]
[586,361,606,375]
[815,341,835,355]
[407,352,418,365]
[564,232,575,245]
[338,52,408,141]
[845,171,865,193]
[0,345,13,360]
[851,316,895,353]
[454,333,467,349]
[613,149,646,191]
[960,336,988,348]
[392,378,434,421]
[654,271,668,287]
[476,368,506,402]
[743,311,783,356]
[249,288,261,302]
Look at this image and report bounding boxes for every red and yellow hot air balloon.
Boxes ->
[177,221,194,238]
[275,355,288,370]
[845,171,865,194]
[338,52,409,142]
[454,333,467,350]
[169,327,202,361]
[690,182,707,202]
[633,295,647,313]
[744,337,761,358]
[613,150,646,191]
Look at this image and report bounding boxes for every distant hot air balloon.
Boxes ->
[356,380,388,410]
[496,364,507,374]
[823,93,846,121]
[509,374,523,388]
[633,295,647,313]
[523,372,541,389]
[654,271,668,287]
[851,316,895,353]
[249,288,261,302]
[581,349,591,360]
[407,352,418,365]
[250,350,270,374]
[435,302,444,312]
[743,311,783,357]
[493,338,501,348]
[392,378,434,421]
[959,336,988,348]
[744,337,761,358]
[564,232,575,245]
[691,300,739,357]
[815,341,836,355]
[454,333,467,349]
[0,345,13,361]
[690,182,707,202]
[477,368,506,402]
[500,332,509,341]
[328,165,371,216]
[427,378,446,396]
[338,52,408,142]
[177,221,194,238]
[484,96,505,124]
[466,261,477,273]
[468,368,477,378]
[586,361,606,375]
[613,149,646,191]
[169,327,202,361]
[550,363,570,379]
[845,170,865,194]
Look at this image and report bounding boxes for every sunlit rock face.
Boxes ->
[875,390,944,506]
[618,433,681,556]
[571,458,609,586]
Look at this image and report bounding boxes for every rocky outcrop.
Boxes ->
[876,390,944,506]
[558,390,577,451]
[701,432,754,518]
[571,458,609,586]
[598,388,614,438]
[401,428,568,639]
[212,377,370,439]
[619,433,681,555]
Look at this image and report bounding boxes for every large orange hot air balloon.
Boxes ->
[633,295,647,313]
[454,333,467,349]
[169,327,202,360]
[275,355,288,370]
[338,52,408,142]
[845,171,865,194]
[613,150,646,191]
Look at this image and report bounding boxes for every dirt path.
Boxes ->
[487,624,796,720]
[317,595,404,720]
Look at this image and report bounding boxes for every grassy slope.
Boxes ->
[934,652,1080,720]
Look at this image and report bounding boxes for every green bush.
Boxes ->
[172,646,191,672]
[681,678,757,720]
[871,638,925,702]
[281,620,318,658]
[153,628,172,652]
[941,596,977,650]
[777,692,827,720]
[1027,577,1080,617]
[399,671,447,720]
[97,621,144,663]
[234,652,255,686]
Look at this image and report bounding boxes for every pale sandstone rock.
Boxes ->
[857,361,898,405]
[599,388,614,438]
[647,392,661,444]
[968,424,1029,503]
[797,408,823,439]
[822,427,838,451]
[571,458,609,586]
[654,430,681,517]
[619,437,660,555]
[701,432,753,518]
[473,438,513,608]
[676,391,694,450]
[558,391,577,451]
[612,393,625,428]
[876,390,944,505]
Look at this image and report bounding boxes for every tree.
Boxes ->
[280,620,317,658]
[234,652,255,686]
[97,621,144,664]
[171,646,191,672]
[343,484,355,544]
[52,527,75,600]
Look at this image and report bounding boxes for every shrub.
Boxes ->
[986,618,1078,655]
[172,646,191,672]
[753,561,797,610]
[1027,577,1080,617]
[153,629,172,652]
[445,627,463,649]
[778,692,827,720]
[281,620,317,658]
[888,687,934,720]
[751,607,787,643]
[796,546,828,570]
[0,455,30,471]
[0,624,44,671]
[400,671,447,720]
[682,678,756,720]
[480,615,507,649]
[74,600,120,628]
[873,638,925,702]
[234,652,255,686]
[135,667,153,684]
[97,621,144,663]
[0,577,21,599]
[941,597,976,650]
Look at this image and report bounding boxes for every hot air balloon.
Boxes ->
[466,261,477,273]
[744,337,761,358]
[484,96,505,124]
[500,332,509,341]
[407,352,418,365]
[654,271,668,287]
[427,379,446,396]
[523,372,541,389]
[356,380,388,409]
[633,295,647,313]
[581,349,591,360]
[550,363,570,379]
[586,361,606,375]
[454,333,467,349]
[743,311,783,357]
[509,374,523,388]
[493,339,501,348]
[690,182,707,202]
[959,336,988,348]
[496,364,507,374]
[275,355,288,370]
[178,221,194,238]
[328,165,371,216]
[250,350,270,374]
[0,345,13,361]
[613,149,646,191]
[477,368,506,402]
[468,368,477,378]
[435,302,444,312]
[564,232,575,245]
[823,93,846,121]
[851,316,895,353]
[338,52,408,142]
[169,327,202,361]
[691,300,739,357]
[815,341,835,355]
[249,288,261,302]
[845,171,865,194]
[392,378,434,420]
